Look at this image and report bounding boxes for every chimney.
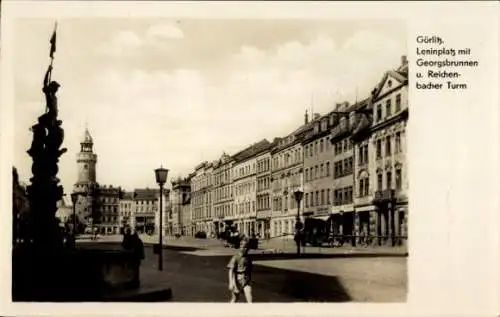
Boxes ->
[304,110,309,124]
[401,55,408,66]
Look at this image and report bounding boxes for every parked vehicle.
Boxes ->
[301,218,328,247]
[194,231,207,239]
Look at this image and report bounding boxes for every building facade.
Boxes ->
[232,140,270,236]
[255,144,273,239]
[180,179,192,236]
[328,102,357,239]
[55,196,73,226]
[352,55,409,246]
[134,188,158,235]
[171,177,191,235]
[191,162,214,236]
[303,110,335,222]
[270,124,307,239]
[96,185,121,235]
[119,191,135,233]
[212,153,234,235]
[177,56,408,248]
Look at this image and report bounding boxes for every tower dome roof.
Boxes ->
[82,128,93,143]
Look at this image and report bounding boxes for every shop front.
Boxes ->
[372,189,407,246]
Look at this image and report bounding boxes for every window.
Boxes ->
[326,162,330,176]
[386,136,392,156]
[327,189,331,204]
[304,168,308,182]
[348,157,353,174]
[305,193,309,207]
[377,174,383,191]
[359,179,364,197]
[326,137,330,150]
[376,104,382,122]
[376,140,382,159]
[364,145,369,164]
[321,190,325,205]
[310,192,314,207]
[396,94,402,112]
[358,147,363,165]
[309,145,313,157]
[395,132,401,153]
[386,99,392,117]
[320,164,324,177]
[315,166,318,179]
[343,140,348,151]
[396,169,402,189]
[321,119,328,131]
[386,171,392,189]
[315,191,319,206]
[320,139,324,152]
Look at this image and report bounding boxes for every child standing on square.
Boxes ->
[227,237,253,303]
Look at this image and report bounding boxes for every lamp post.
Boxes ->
[155,166,169,271]
[293,189,304,256]
[70,192,79,240]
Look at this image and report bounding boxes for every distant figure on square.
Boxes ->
[121,228,133,251]
[227,237,253,303]
[132,231,145,262]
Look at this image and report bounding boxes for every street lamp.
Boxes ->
[293,189,304,256]
[155,166,169,271]
[70,192,79,241]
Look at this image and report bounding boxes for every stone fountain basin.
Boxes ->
[13,247,170,301]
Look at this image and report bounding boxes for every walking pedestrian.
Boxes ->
[227,238,253,303]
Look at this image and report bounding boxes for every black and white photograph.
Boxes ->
[2,1,499,316]
[11,16,408,303]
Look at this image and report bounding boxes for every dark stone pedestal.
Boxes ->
[12,247,171,302]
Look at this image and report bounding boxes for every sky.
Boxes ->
[12,18,406,193]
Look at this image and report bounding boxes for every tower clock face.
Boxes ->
[84,164,88,170]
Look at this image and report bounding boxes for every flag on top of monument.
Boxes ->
[49,22,57,59]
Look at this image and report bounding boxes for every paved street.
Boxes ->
[78,236,407,302]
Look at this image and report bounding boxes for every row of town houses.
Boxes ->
[176,55,409,245]
[13,55,408,246]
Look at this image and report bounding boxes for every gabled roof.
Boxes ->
[233,139,271,163]
[371,70,408,100]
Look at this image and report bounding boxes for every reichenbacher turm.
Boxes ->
[73,128,98,226]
